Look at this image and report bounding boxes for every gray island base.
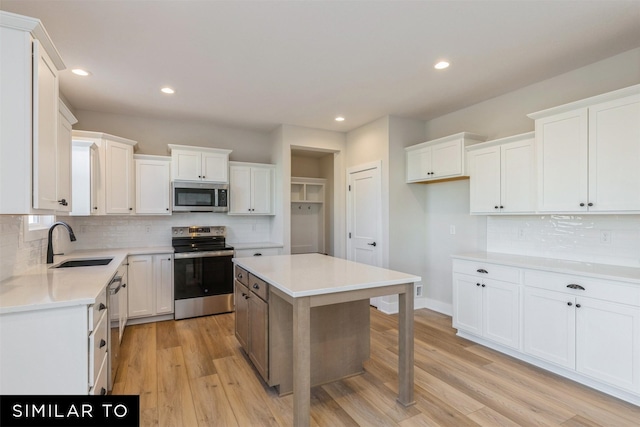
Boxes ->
[233,253,420,427]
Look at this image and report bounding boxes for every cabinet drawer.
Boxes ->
[235,247,281,258]
[235,266,249,286]
[89,311,108,387]
[453,260,520,283]
[88,288,108,332]
[89,355,108,395]
[248,273,268,301]
[524,270,640,307]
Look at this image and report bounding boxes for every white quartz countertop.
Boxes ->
[231,242,283,250]
[452,252,640,284]
[0,247,174,314]
[233,253,421,298]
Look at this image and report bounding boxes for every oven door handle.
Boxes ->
[174,250,234,259]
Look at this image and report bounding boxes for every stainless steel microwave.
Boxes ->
[171,182,229,212]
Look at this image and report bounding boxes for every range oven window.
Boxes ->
[174,254,233,300]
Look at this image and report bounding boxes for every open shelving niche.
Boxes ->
[290,177,326,254]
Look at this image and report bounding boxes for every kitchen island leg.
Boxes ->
[293,296,311,427]
[398,283,415,406]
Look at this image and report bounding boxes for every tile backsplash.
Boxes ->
[0,216,48,281]
[487,215,640,267]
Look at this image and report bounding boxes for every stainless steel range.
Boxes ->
[172,226,234,320]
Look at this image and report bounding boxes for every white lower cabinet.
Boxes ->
[128,254,174,319]
[0,286,108,395]
[453,273,520,350]
[453,255,640,404]
[524,286,640,393]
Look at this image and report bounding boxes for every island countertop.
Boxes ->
[232,253,421,298]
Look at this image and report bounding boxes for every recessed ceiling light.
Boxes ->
[71,68,90,76]
[161,87,175,94]
[434,61,450,70]
[335,116,345,122]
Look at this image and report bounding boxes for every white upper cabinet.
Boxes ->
[529,85,640,213]
[468,132,535,214]
[229,162,275,215]
[71,131,137,215]
[134,155,171,215]
[0,12,66,214]
[56,100,78,213]
[405,132,486,183]
[168,144,232,183]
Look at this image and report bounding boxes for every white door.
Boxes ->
[251,167,273,214]
[452,274,482,336]
[229,165,252,214]
[105,140,133,214]
[482,279,520,349]
[501,138,535,213]
[347,163,382,306]
[468,146,501,213]
[431,139,463,178]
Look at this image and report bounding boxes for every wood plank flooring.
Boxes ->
[113,308,640,426]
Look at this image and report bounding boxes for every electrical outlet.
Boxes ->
[146,226,151,233]
[449,225,456,235]
[415,284,423,298]
[600,230,611,244]
[517,227,525,240]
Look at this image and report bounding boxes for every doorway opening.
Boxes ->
[290,148,335,255]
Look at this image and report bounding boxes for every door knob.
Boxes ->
[367,242,377,247]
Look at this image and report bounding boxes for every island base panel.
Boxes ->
[269,294,370,395]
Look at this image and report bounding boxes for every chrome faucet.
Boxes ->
[47,221,77,264]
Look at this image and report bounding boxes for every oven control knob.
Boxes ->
[179,229,184,234]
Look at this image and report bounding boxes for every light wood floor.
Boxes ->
[113,308,640,426]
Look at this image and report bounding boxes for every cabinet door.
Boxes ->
[127,255,154,318]
[501,138,535,213]
[523,287,575,369]
[432,139,463,178]
[229,165,252,214]
[235,281,249,350]
[119,267,128,342]
[536,108,588,212]
[249,294,269,382]
[105,141,133,214]
[482,279,520,349]
[56,108,73,212]
[588,94,640,212]
[90,144,102,215]
[154,254,174,315]
[202,152,228,183]
[468,146,501,213]
[251,167,273,214]
[576,298,640,392]
[406,147,431,182]
[452,274,482,336]
[32,40,59,211]
[135,160,170,214]
[172,150,201,181]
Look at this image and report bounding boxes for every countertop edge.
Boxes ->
[451,252,640,284]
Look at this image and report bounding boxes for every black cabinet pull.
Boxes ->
[588,202,593,207]
[98,303,106,311]
[576,303,582,308]
[499,205,504,209]
[122,283,126,288]
[93,207,98,210]
[58,199,68,206]
[129,207,132,211]
[494,206,499,209]
[476,269,488,274]
[99,339,106,349]
[100,387,107,396]
[253,283,260,290]
[580,203,585,207]
[254,253,262,256]
[476,283,481,287]
[202,176,206,179]
[481,284,486,287]
[237,273,243,279]
[367,242,377,247]
[567,302,573,306]
[566,284,585,291]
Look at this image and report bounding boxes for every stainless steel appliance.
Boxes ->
[171,182,229,212]
[172,226,234,319]
[108,272,124,389]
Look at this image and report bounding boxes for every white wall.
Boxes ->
[75,109,273,162]
[345,117,390,266]
[274,124,347,256]
[421,47,640,314]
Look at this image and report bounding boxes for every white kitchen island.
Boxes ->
[233,253,421,427]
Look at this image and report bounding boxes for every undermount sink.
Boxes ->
[53,258,114,268]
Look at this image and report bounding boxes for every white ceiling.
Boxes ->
[3,0,640,132]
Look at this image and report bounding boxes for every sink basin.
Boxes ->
[53,258,113,268]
